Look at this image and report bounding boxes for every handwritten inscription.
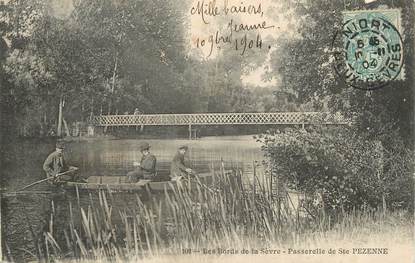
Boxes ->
[190,0,220,24]
[190,0,275,57]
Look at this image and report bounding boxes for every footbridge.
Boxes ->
[89,112,349,139]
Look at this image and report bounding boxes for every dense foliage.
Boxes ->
[259,127,413,212]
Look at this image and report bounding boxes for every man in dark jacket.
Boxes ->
[170,145,193,180]
[127,142,157,182]
[43,141,78,182]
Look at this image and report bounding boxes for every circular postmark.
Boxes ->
[331,13,404,90]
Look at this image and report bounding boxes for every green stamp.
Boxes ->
[333,10,404,90]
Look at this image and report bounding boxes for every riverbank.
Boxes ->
[27,200,413,263]
[138,217,413,263]
[61,134,117,142]
[5,133,261,143]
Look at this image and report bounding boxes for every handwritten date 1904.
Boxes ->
[235,34,263,55]
[196,32,263,57]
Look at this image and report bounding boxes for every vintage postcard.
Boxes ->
[0,0,413,262]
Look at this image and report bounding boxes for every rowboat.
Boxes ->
[64,176,149,192]
[63,171,232,193]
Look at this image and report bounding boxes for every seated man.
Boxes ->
[43,141,79,183]
[170,145,194,180]
[127,142,157,182]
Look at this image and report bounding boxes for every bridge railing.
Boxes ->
[90,112,349,126]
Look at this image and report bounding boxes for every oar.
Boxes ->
[15,169,78,192]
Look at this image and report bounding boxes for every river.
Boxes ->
[1,135,264,261]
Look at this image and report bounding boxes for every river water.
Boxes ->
[1,136,264,261]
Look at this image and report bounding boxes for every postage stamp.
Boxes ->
[332,9,404,90]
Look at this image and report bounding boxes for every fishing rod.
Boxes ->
[12,168,79,193]
[1,190,56,197]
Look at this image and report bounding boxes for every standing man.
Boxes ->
[170,145,193,180]
[43,141,78,183]
[127,142,157,182]
[133,108,142,115]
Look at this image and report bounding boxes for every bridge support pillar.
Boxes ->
[188,124,192,140]
[87,125,95,136]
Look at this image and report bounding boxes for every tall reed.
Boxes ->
[36,168,411,262]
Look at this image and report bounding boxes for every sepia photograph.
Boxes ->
[0,0,414,262]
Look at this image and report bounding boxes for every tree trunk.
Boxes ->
[57,96,63,137]
[107,55,118,115]
[62,118,71,137]
[89,97,94,120]
[105,55,118,133]
[81,102,85,122]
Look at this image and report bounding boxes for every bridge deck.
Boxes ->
[91,112,348,126]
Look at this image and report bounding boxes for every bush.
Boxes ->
[258,126,413,213]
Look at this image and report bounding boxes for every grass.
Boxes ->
[9,168,413,263]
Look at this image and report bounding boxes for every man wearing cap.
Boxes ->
[127,142,157,182]
[43,141,79,183]
[170,145,193,180]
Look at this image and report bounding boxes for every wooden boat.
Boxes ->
[64,176,149,192]
[63,171,232,193]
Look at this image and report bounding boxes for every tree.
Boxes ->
[1,0,192,136]
[267,0,414,146]
[260,0,414,214]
